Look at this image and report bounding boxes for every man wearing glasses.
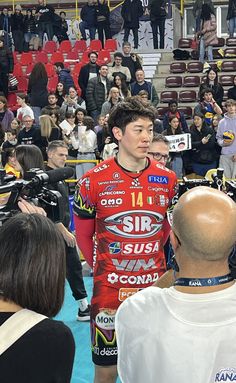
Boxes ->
[17,115,40,146]
[147,133,170,166]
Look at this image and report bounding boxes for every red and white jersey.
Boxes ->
[74,158,177,308]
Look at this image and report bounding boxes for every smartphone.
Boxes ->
[206,134,212,140]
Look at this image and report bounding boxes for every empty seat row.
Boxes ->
[170,60,236,74]
[165,74,235,88]
[178,37,236,49]
[160,89,230,104]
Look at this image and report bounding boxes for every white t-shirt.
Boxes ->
[16,105,34,121]
[116,284,236,383]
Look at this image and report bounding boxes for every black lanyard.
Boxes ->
[174,273,234,287]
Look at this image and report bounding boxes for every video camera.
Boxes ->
[0,167,74,225]
[178,168,236,202]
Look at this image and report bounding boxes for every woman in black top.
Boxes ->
[28,62,48,126]
[199,68,224,107]
[190,112,217,177]
[23,9,37,51]
[55,81,67,107]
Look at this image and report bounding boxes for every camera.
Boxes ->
[0,167,73,225]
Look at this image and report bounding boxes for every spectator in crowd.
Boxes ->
[0,121,5,147]
[199,68,224,107]
[86,64,111,120]
[60,87,86,117]
[2,146,20,178]
[0,212,75,383]
[112,73,131,99]
[52,11,68,43]
[79,0,96,41]
[194,88,222,126]
[38,114,62,159]
[211,113,222,133]
[100,87,121,116]
[59,111,77,159]
[75,107,87,126]
[116,186,236,383]
[193,0,214,32]
[216,99,236,179]
[108,52,131,83]
[96,113,111,154]
[14,144,45,177]
[94,114,105,133]
[55,82,66,107]
[28,62,48,126]
[48,110,60,127]
[23,9,37,52]
[35,0,55,43]
[59,11,69,41]
[190,112,217,176]
[46,140,91,321]
[0,8,11,47]
[163,116,184,178]
[163,100,189,132]
[41,92,61,115]
[11,4,24,53]
[227,75,236,100]
[149,0,167,49]
[54,62,75,93]
[0,96,14,132]
[130,69,159,107]
[10,118,21,132]
[121,41,142,83]
[2,128,18,152]
[16,93,34,122]
[121,0,143,49]
[227,0,236,37]
[147,133,170,166]
[70,116,97,179]
[0,36,13,98]
[78,51,100,100]
[197,3,217,63]
[95,0,111,48]
[17,115,40,146]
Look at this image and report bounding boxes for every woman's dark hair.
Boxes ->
[29,62,48,84]
[83,116,95,131]
[201,3,214,20]
[55,82,66,96]
[48,109,60,124]
[112,74,130,98]
[0,213,66,317]
[166,115,182,135]
[65,111,75,119]
[1,146,16,167]
[206,68,218,86]
[16,145,45,175]
[75,107,87,124]
[0,95,8,110]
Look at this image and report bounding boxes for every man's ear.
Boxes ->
[170,230,180,254]
[112,126,122,141]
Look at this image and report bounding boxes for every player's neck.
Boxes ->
[116,154,148,173]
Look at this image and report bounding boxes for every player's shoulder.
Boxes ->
[77,158,115,185]
[148,160,177,181]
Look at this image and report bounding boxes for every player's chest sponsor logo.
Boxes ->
[100,198,123,207]
[111,257,157,272]
[104,210,164,238]
[108,240,159,255]
[215,368,236,382]
[107,272,159,285]
[148,175,169,184]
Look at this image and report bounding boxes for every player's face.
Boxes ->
[48,147,68,168]
[113,117,153,160]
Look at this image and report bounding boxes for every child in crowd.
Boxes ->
[2,147,20,178]
[94,114,105,134]
[16,93,34,122]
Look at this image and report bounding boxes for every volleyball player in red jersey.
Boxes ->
[73,97,177,383]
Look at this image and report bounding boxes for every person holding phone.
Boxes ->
[190,112,218,177]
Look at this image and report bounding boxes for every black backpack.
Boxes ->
[173,49,190,60]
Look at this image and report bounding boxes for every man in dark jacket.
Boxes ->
[78,51,100,100]
[122,41,142,82]
[17,115,41,146]
[54,62,75,93]
[0,8,12,48]
[79,0,96,41]
[121,0,143,49]
[11,4,24,53]
[86,64,111,120]
[0,37,13,98]
[35,0,55,42]
[149,0,167,49]
[130,69,159,107]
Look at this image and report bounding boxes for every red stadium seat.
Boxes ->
[178,38,192,48]
[25,63,34,77]
[13,63,23,77]
[13,51,18,63]
[97,49,111,65]
[45,62,56,77]
[17,77,28,92]
[160,91,178,103]
[73,62,83,75]
[50,52,64,64]
[104,39,118,52]
[178,106,193,119]
[47,76,58,92]
[156,107,169,120]
[44,40,57,53]
[88,39,102,52]
[219,75,234,86]
[222,61,236,72]
[59,40,72,53]
[170,62,186,74]
[7,92,18,111]
[183,75,200,87]
[19,52,34,66]
[73,40,87,53]
[187,61,203,73]
[224,48,236,58]
[81,51,90,64]
[66,51,79,61]
[226,37,236,46]
[165,76,182,87]
[179,90,196,103]
[35,51,48,64]
[212,37,225,47]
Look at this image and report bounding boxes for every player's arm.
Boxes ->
[74,215,95,268]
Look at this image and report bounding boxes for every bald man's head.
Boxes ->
[172,187,236,261]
